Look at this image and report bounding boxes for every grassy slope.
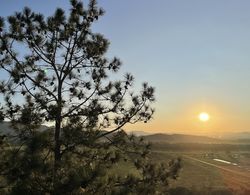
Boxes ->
[150,152,225,190]
[151,146,250,194]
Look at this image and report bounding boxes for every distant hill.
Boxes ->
[2,122,250,144]
[222,131,250,140]
[127,130,152,136]
[143,133,225,144]
[0,121,14,135]
[0,121,49,135]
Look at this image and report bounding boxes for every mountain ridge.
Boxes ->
[142,132,250,144]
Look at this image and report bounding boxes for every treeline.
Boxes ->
[152,143,250,151]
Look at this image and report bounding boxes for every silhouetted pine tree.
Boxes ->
[0,0,181,194]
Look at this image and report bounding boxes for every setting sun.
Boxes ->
[199,112,210,122]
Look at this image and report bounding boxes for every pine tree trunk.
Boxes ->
[54,82,62,168]
[52,114,61,194]
[53,84,62,193]
[54,118,61,170]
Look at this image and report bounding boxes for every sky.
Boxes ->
[1,0,250,136]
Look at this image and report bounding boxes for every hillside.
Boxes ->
[0,121,49,135]
[0,121,14,135]
[143,133,225,144]
[222,131,250,139]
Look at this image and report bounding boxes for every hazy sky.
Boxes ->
[1,0,250,136]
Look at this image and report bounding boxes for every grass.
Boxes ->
[150,151,225,189]
[105,143,250,194]
[1,142,250,194]
[150,145,250,195]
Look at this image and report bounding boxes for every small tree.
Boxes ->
[0,0,181,194]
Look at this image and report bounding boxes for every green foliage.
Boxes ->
[0,0,181,194]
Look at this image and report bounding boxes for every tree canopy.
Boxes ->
[0,0,181,194]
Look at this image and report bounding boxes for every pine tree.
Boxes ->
[0,0,181,194]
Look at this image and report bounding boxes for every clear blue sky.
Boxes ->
[1,0,250,135]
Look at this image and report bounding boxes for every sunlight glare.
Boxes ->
[199,112,209,122]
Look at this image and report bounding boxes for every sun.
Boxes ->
[199,112,210,122]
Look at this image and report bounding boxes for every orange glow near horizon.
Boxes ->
[124,101,250,137]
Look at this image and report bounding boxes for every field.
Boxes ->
[150,144,250,195]
[1,138,250,194]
